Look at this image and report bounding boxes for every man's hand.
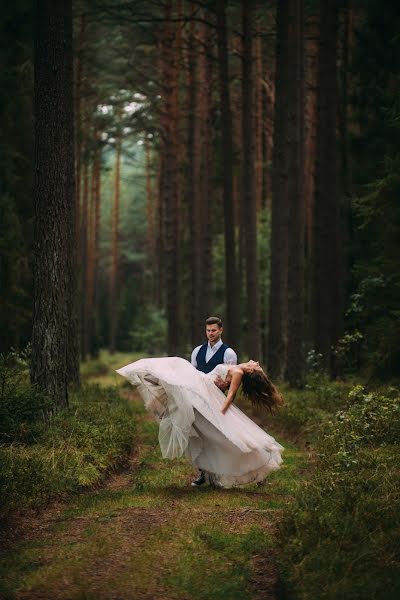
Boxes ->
[215,375,230,392]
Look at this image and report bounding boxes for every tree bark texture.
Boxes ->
[187,8,204,346]
[216,0,240,350]
[91,141,101,356]
[254,19,264,214]
[80,152,89,359]
[268,0,290,378]
[312,0,341,372]
[161,0,183,355]
[242,0,261,360]
[109,137,121,354]
[199,16,214,324]
[285,0,306,386]
[32,0,77,406]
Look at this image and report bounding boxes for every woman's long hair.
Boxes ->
[241,369,283,412]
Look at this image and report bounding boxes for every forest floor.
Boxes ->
[1,380,308,600]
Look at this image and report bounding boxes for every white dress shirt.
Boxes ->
[191,339,237,369]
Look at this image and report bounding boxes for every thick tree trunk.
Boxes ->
[285,0,306,386]
[216,0,240,350]
[267,0,290,378]
[312,0,341,372]
[32,0,76,406]
[242,0,261,360]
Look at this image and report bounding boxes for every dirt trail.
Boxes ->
[1,392,305,600]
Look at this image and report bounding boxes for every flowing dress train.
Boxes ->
[116,356,283,488]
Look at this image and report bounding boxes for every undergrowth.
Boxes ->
[278,379,400,599]
[0,352,136,521]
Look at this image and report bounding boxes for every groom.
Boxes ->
[190,316,237,486]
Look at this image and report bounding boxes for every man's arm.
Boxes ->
[191,345,201,368]
[224,348,238,365]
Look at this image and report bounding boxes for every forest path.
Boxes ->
[1,390,307,600]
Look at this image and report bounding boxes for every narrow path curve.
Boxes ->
[1,391,307,600]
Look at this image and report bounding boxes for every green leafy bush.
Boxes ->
[279,386,400,599]
[0,350,53,443]
[0,384,136,520]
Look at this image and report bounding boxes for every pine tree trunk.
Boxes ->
[312,0,341,372]
[254,20,264,214]
[304,15,318,258]
[216,0,240,350]
[337,1,353,371]
[154,154,164,309]
[109,137,121,354]
[242,0,261,360]
[145,138,155,302]
[161,0,182,355]
[32,0,76,407]
[263,73,274,208]
[85,155,96,358]
[267,0,290,378]
[199,16,214,322]
[187,8,204,346]
[91,141,101,357]
[80,152,89,360]
[74,15,86,243]
[285,0,306,386]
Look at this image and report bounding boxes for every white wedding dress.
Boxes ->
[116,356,283,488]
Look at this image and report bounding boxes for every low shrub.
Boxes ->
[0,350,53,443]
[0,384,136,520]
[268,374,354,444]
[279,386,400,599]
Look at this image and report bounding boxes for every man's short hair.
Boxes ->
[206,316,223,328]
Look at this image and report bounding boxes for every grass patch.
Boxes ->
[0,363,307,600]
[0,384,136,520]
[165,524,273,600]
[80,350,145,386]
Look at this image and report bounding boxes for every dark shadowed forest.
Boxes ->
[1,1,399,599]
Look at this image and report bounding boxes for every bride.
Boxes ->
[116,356,284,488]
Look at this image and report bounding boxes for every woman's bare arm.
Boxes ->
[221,368,243,414]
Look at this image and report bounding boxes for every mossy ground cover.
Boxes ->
[0,354,307,600]
[0,383,136,521]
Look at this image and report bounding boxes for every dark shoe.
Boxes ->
[191,471,206,487]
